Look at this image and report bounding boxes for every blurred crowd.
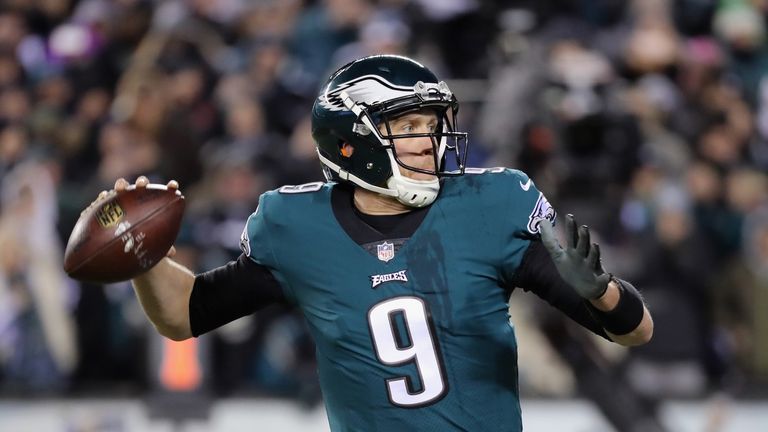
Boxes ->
[0,0,767,406]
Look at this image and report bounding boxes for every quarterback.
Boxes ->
[119,55,653,431]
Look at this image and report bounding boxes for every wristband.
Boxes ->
[586,278,645,336]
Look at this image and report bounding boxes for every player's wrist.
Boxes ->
[586,278,645,336]
[588,277,619,311]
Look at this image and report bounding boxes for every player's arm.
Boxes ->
[132,255,196,340]
[99,176,194,340]
[115,177,287,341]
[538,214,653,346]
[512,239,653,346]
[586,276,654,346]
[189,253,287,337]
[132,251,287,341]
[511,240,609,339]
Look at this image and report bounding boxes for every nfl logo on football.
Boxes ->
[377,241,395,262]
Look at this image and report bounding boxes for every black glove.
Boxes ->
[539,214,611,300]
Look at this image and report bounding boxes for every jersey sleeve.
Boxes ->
[240,192,296,302]
[240,194,275,267]
[498,169,557,283]
[510,170,556,238]
[188,193,295,337]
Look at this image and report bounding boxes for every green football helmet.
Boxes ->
[311,55,468,207]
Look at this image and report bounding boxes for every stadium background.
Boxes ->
[0,0,767,430]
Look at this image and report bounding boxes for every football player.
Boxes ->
[117,55,653,431]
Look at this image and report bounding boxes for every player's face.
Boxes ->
[379,110,439,181]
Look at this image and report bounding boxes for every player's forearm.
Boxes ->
[132,257,195,341]
[590,280,654,346]
[606,305,653,346]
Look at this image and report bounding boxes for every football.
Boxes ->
[64,184,185,283]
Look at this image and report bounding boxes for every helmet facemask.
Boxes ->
[329,80,469,207]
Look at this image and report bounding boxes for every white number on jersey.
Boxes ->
[277,182,324,194]
[463,167,505,174]
[368,296,447,407]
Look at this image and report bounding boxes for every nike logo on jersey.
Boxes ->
[519,179,532,191]
[370,270,408,288]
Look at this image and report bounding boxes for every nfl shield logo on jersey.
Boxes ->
[377,241,395,262]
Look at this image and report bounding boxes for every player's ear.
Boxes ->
[340,142,354,158]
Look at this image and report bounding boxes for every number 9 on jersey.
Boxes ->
[368,296,447,407]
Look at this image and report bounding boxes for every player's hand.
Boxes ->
[101,176,180,257]
[89,176,179,204]
[539,214,611,300]
[109,176,179,193]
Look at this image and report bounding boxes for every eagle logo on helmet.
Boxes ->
[318,75,417,112]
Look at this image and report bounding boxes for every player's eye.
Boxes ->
[401,124,414,133]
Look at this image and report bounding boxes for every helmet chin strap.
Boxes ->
[387,173,440,208]
[318,148,439,207]
[381,136,440,208]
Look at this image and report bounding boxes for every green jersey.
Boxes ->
[241,168,556,431]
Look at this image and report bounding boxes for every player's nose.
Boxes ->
[403,141,434,158]
[411,133,435,155]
